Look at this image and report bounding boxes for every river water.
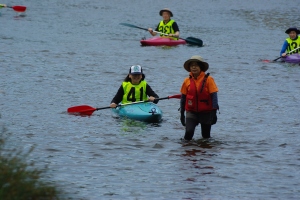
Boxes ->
[1,0,299,199]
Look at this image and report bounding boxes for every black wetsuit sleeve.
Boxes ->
[111,85,124,104]
[172,22,179,32]
[146,84,159,104]
[180,94,186,113]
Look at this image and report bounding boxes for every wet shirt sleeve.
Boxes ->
[172,22,179,32]
[155,24,159,32]
[111,85,124,104]
[280,40,288,56]
[146,84,159,98]
[146,84,159,103]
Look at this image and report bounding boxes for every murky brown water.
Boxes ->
[1,0,299,199]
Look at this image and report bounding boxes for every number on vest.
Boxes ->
[127,87,144,102]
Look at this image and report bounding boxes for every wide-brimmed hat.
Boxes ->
[285,27,300,34]
[183,55,209,72]
[129,65,143,74]
[159,8,173,17]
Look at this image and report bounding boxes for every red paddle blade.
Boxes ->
[11,6,27,12]
[67,105,96,116]
[169,94,182,99]
[262,60,271,63]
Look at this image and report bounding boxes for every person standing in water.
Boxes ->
[179,55,219,140]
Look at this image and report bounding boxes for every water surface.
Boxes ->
[1,0,299,199]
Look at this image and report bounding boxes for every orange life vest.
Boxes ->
[185,74,214,112]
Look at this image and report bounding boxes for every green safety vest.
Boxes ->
[286,36,300,54]
[122,80,148,104]
[158,20,178,40]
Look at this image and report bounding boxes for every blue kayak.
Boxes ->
[112,102,162,123]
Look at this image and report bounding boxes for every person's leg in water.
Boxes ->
[184,117,199,140]
[201,124,211,138]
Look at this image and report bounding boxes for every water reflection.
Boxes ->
[180,139,220,176]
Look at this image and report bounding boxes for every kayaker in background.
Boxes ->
[0,4,6,8]
[148,8,180,39]
[280,27,300,57]
[110,65,159,108]
[179,55,219,140]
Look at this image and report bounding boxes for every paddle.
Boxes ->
[67,94,182,116]
[120,23,203,46]
[262,46,300,63]
[8,5,26,12]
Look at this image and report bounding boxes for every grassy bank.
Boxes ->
[0,125,69,199]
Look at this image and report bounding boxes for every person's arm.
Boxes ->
[211,92,219,110]
[169,22,180,38]
[146,84,159,103]
[280,40,288,56]
[110,85,124,107]
[148,24,159,36]
[180,94,186,126]
[180,94,186,112]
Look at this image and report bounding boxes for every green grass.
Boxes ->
[0,127,69,199]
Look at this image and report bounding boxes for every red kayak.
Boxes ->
[140,37,186,46]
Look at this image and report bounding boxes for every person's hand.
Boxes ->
[211,110,217,125]
[148,28,153,33]
[180,112,186,126]
[110,103,117,108]
[148,96,155,102]
[281,53,287,57]
[169,34,178,38]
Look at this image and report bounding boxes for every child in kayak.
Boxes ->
[110,65,159,108]
[147,8,180,39]
[280,27,300,57]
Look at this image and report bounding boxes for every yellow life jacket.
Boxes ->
[122,80,148,104]
[158,20,178,40]
[286,36,300,54]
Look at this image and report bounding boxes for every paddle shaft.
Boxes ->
[120,23,177,37]
[94,94,181,111]
[102,95,181,110]
[94,101,150,111]
[273,46,300,61]
[119,23,203,46]
[67,94,181,115]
